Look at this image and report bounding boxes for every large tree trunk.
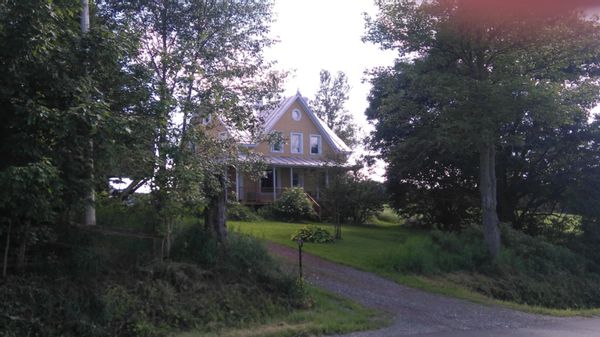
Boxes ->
[81,0,96,226]
[496,156,518,228]
[480,143,501,258]
[205,175,228,243]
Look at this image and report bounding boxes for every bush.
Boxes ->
[271,188,316,222]
[373,236,439,274]
[373,206,402,224]
[1,225,308,337]
[256,204,275,219]
[291,225,334,243]
[171,225,219,267]
[227,202,261,221]
[96,194,159,232]
[389,225,600,308]
[321,173,386,225]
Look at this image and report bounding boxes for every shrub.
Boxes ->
[271,188,316,222]
[291,225,334,243]
[221,231,280,278]
[373,236,439,274]
[256,204,275,219]
[373,206,402,224]
[321,173,386,225]
[96,194,159,232]
[367,224,600,308]
[171,225,219,267]
[227,202,261,221]
[430,226,490,271]
[1,225,308,337]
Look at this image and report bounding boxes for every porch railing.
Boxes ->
[304,192,322,221]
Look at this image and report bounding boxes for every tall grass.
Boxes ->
[371,224,600,309]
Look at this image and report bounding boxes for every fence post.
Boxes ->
[296,239,303,279]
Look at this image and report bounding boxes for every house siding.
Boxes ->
[255,101,333,158]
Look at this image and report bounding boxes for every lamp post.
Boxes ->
[296,238,303,279]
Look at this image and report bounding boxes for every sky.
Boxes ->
[264,0,396,181]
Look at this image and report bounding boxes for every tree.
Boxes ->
[101,0,283,247]
[365,0,600,257]
[0,161,61,275]
[311,70,358,147]
[321,168,386,238]
[0,0,145,272]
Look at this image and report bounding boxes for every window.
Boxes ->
[310,135,321,155]
[270,131,283,153]
[290,132,303,154]
[201,114,212,125]
[218,131,228,140]
[292,109,301,121]
[271,142,283,152]
[260,169,276,193]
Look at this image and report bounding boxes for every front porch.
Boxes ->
[234,166,329,205]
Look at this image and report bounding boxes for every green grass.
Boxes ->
[233,220,600,317]
[176,286,389,337]
[231,220,422,269]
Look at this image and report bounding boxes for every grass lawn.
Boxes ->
[176,286,389,337]
[231,220,422,270]
[232,220,600,317]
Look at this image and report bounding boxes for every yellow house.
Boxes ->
[201,92,351,206]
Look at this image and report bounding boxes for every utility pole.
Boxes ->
[81,0,96,226]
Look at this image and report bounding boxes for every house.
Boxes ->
[200,92,352,206]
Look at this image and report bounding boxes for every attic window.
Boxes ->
[291,109,301,121]
[201,114,212,125]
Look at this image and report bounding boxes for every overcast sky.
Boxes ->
[264,0,396,180]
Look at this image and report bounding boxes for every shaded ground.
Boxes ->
[267,242,600,337]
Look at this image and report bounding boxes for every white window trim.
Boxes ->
[290,132,303,154]
[309,134,322,155]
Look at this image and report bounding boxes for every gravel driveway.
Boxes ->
[267,242,600,337]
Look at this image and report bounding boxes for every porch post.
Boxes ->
[272,165,276,201]
[290,167,294,187]
[316,170,320,199]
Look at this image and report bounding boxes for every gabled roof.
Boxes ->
[261,93,351,153]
